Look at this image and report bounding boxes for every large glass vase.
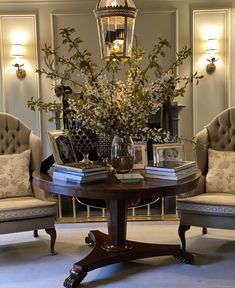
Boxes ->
[111,135,135,173]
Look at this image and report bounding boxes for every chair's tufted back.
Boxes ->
[207,107,235,151]
[195,107,235,176]
[0,112,31,155]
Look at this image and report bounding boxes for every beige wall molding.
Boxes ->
[0,14,41,137]
[192,9,231,134]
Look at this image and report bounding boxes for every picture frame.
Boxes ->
[133,141,148,169]
[47,130,77,164]
[152,143,184,164]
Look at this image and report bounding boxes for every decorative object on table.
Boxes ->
[27,28,203,172]
[133,141,148,169]
[52,162,108,183]
[40,154,55,173]
[68,119,97,164]
[96,133,113,166]
[152,143,185,165]
[161,97,173,135]
[47,130,77,164]
[144,160,197,181]
[54,84,73,129]
[115,173,144,183]
[111,135,135,173]
[154,67,176,136]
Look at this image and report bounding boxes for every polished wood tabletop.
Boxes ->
[33,170,201,288]
[33,170,201,201]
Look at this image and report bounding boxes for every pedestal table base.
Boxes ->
[63,230,193,288]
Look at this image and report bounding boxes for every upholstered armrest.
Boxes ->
[32,180,57,202]
[195,128,209,176]
[177,175,206,198]
[177,127,208,199]
[29,133,57,202]
[29,132,42,172]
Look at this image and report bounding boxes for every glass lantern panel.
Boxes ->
[98,16,135,59]
[100,16,125,58]
[125,17,135,56]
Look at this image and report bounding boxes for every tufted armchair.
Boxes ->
[0,112,57,254]
[177,107,235,254]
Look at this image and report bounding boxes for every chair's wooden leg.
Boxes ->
[178,224,191,251]
[202,227,208,234]
[175,224,194,264]
[45,228,57,255]
[34,230,38,237]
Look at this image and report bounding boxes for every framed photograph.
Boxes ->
[133,141,148,169]
[47,130,77,164]
[152,143,184,164]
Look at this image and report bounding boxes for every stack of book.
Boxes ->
[52,163,108,184]
[144,160,197,180]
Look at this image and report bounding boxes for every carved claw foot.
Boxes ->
[175,249,194,264]
[85,233,95,247]
[63,271,87,288]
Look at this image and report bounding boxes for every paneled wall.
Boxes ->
[192,9,231,133]
[0,0,234,159]
[0,14,41,136]
[51,10,177,79]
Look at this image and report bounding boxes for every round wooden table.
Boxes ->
[33,170,200,288]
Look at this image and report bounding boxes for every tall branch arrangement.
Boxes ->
[28,27,203,140]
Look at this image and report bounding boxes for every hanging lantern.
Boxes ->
[94,0,138,60]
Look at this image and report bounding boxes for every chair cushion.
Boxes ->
[177,193,235,216]
[0,196,57,221]
[206,149,235,193]
[0,149,32,199]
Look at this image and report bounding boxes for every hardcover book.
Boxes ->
[54,162,106,173]
[145,166,197,176]
[145,160,196,172]
[53,167,107,177]
[144,169,196,181]
[53,170,108,183]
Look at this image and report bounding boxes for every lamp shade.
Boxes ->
[10,44,24,57]
[205,39,219,54]
[94,0,138,59]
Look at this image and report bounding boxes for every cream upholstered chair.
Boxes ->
[177,107,235,254]
[0,112,57,254]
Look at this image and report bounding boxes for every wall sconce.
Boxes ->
[10,44,26,79]
[94,0,138,60]
[205,38,219,74]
